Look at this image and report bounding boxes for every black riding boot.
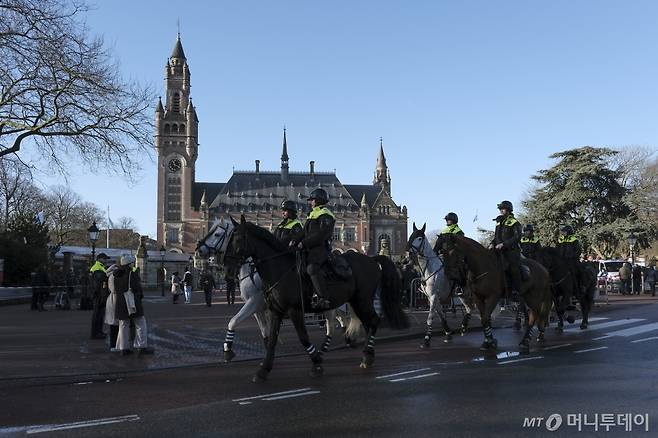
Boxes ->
[309,273,331,310]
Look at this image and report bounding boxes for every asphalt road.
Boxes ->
[1,300,657,437]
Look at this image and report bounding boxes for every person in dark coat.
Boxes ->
[200,270,216,307]
[274,200,304,246]
[89,253,110,339]
[490,200,522,298]
[293,188,335,310]
[520,224,541,260]
[557,225,586,294]
[632,264,643,295]
[111,255,153,356]
[225,268,236,305]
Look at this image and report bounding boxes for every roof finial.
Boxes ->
[177,18,181,39]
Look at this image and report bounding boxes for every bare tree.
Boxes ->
[43,185,102,245]
[0,0,154,176]
[0,157,42,228]
[115,216,137,231]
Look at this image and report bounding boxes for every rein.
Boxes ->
[409,235,444,284]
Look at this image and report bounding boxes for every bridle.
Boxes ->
[197,221,233,265]
[408,234,444,284]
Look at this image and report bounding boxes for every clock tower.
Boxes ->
[155,35,199,249]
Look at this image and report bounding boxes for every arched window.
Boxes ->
[172,124,178,134]
[180,124,185,133]
[172,93,181,113]
[164,124,170,134]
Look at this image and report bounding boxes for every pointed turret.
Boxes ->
[280,127,289,183]
[360,192,368,208]
[373,138,390,192]
[200,189,207,210]
[156,96,164,113]
[171,35,186,61]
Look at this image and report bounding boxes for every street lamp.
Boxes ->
[160,245,166,297]
[87,222,100,264]
[627,232,637,294]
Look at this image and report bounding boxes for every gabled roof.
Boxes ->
[343,185,382,208]
[193,182,225,209]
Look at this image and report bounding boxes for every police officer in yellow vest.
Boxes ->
[274,200,304,246]
[90,253,110,339]
[520,224,541,260]
[557,224,584,292]
[294,188,335,310]
[433,212,466,295]
[490,200,523,298]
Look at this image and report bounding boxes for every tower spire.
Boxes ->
[280,127,289,183]
[373,137,390,192]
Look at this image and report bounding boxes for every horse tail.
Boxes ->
[345,306,363,341]
[374,255,410,330]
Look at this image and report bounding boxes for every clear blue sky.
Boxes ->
[37,0,658,239]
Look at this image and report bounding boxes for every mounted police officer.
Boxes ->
[557,224,584,293]
[274,200,304,246]
[490,200,522,299]
[434,212,466,295]
[89,253,110,339]
[294,188,335,310]
[520,224,541,260]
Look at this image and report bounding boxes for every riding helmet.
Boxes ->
[280,200,297,212]
[308,188,329,205]
[560,224,574,235]
[523,224,534,233]
[444,212,459,224]
[497,200,513,212]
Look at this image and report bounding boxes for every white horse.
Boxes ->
[196,219,352,362]
[407,223,473,347]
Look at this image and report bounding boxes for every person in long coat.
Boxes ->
[111,255,153,356]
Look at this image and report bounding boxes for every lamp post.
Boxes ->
[628,232,637,294]
[87,222,100,264]
[160,245,166,297]
[188,255,194,290]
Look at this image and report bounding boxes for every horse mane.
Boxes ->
[244,222,288,253]
[454,235,490,256]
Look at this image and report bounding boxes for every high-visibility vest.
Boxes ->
[520,236,540,244]
[278,219,302,229]
[496,215,519,227]
[306,206,335,221]
[89,261,106,274]
[558,235,577,243]
[440,224,463,235]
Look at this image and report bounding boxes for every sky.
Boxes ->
[33,0,658,239]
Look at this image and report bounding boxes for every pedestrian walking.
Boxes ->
[112,255,153,356]
[619,262,631,295]
[632,264,642,295]
[183,268,193,304]
[104,262,120,351]
[171,272,181,304]
[225,271,236,305]
[647,266,657,297]
[90,253,110,339]
[200,269,216,307]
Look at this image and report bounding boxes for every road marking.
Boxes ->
[592,335,612,341]
[376,368,431,379]
[233,388,312,402]
[498,356,544,365]
[390,372,440,382]
[605,322,658,338]
[25,415,140,435]
[542,343,572,350]
[564,318,644,333]
[262,390,321,401]
[574,346,608,354]
[631,336,658,344]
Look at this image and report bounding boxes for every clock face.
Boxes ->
[168,158,182,173]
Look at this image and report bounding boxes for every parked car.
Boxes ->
[595,259,626,292]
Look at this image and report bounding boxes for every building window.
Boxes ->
[164,124,170,134]
[333,228,341,242]
[172,93,181,113]
[172,124,178,134]
[343,228,355,242]
[166,228,179,243]
[180,124,185,133]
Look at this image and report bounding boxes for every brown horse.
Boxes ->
[439,234,553,352]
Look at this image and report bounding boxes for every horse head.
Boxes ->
[407,222,428,257]
[195,217,234,260]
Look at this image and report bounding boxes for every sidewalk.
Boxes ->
[0,290,655,382]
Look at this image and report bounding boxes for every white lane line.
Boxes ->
[262,390,321,401]
[390,372,440,382]
[26,415,140,435]
[542,343,572,350]
[375,368,431,380]
[565,318,644,333]
[593,335,612,341]
[232,388,312,402]
[631,336,658,344]
[606,322,658,338]
[498,356,544,365]
[574,346,609,354]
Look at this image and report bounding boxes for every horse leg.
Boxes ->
[289,308,323,377]
[458,296,472,336]
[253,309,270,348]
[478,295,498,351]
[253,310,283,383]
[514,300,527,330]
[351,300,380,368]
[421,294,434,348]
[519,309,537,353]
[336,307,355,347]
[223,295,262,362]
[580,291,590,329]
[321,310,335,353]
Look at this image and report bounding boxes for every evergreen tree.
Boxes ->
[0,213,51,285]
[522,146,651,258]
